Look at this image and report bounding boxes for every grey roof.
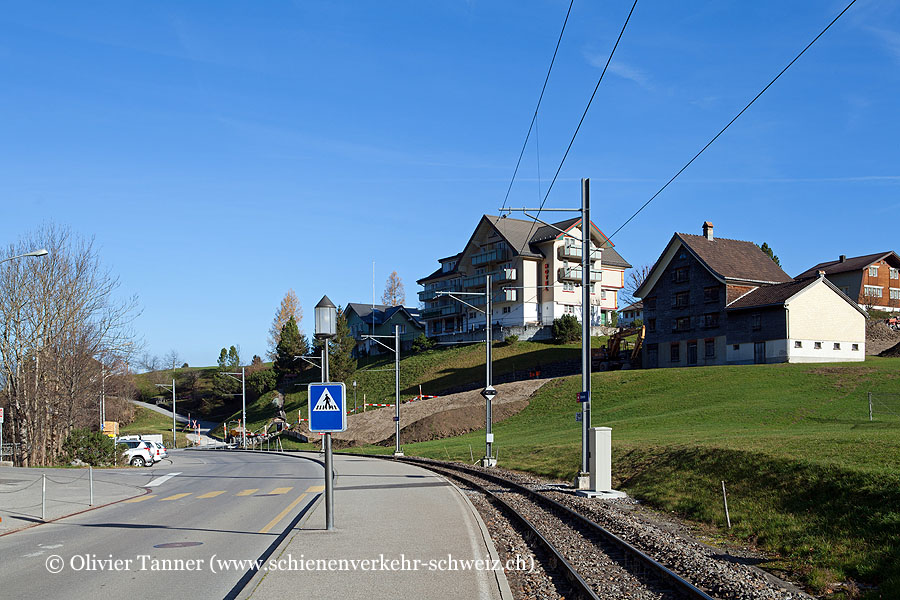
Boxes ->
[619,301,643,312]
[344,303,424,328]
[678,233,793,284]
[726,275,868,316]
[795,251,900,279]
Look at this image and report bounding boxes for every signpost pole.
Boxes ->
[322,342,333,530]
[393,325,403,457]
[171,378,177,450]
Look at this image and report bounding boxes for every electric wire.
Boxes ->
[518,0,639,252]
[605,0,858,244]
[497,0,575,220]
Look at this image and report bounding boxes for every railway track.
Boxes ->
[398,456,717,600]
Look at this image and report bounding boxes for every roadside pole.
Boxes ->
[579,178,591,489]
[394,325,402,457]
[0,407,4,462]
[172,379,177,450]
[314,295,339,531]
[242,367,246,449]
[483,275,496,467]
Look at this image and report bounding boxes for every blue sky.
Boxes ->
[1,1,898,367]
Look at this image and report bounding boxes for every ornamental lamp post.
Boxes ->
[314,295,337,531]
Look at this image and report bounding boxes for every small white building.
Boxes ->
[618,301,643,327]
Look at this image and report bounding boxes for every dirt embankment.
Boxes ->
[298,379,547,447]
[866,319,900,355]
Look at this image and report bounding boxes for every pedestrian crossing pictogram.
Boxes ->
[312,388,339,411]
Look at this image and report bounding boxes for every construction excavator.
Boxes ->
[592,325,645,370]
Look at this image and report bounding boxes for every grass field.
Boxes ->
[118,407,191,449]
[348,358,900,597]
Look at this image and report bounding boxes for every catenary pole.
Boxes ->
[486,274,493,462]
[580,178,591,481]
[394,325,402,456]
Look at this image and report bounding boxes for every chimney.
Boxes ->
[817,270,826,278]
[702,221,714,241]
[839,255,846,262]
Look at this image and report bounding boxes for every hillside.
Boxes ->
[355,358,900,596]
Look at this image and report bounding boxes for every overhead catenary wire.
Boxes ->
[605,0,858,244]
[519,0,639,253]
[497,0,575,221]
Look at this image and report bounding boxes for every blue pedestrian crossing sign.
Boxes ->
[308,383,347,433]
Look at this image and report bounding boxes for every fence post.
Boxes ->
[42,474,46,521]
[869,392,873,422]
[722,480,732,528]
[89,466,94,506]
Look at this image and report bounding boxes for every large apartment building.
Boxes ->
[417,215,630,340]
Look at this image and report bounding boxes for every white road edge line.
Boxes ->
[146,472,182,487]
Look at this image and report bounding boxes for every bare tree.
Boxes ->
[267,289,301,361]
[164,349,181,374]
[0,225,140,466]
[382,271,405,306]
[621,264,653,307]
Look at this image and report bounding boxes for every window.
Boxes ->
[869,265,879,277]
[703,286,720,303]
[814,342,822,349]
[563,281,575,292]
[864,285,883,298]
[794,341,802,348]
[891,268,899,280]
[670,343,680,362]
[751,313,761,331]
[647,318,656,332]
[469,312,476,319]
[674,291,690,309]
[565,305,576,315]
[702,313,719,328]
[674,316,691,332]
[502,306,510,314]
[600,289,607,300]
[834,342,841,350]
[733,344,740,351]
[672,267,689,283]
[852,343,859,351]
[705,340,715,358]
[645,296,657,310]
[890,288,900,300]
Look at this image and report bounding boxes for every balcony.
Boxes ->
[497,268,516,282]
[558,244,601,262]
[558,266,602,283]
[471,248,507,266]
[462,273,497,288]
[422,304,461,320]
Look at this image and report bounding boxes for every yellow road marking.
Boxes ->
[124,495,156,503]
[236,489,258,496]
[196,491,226,499]
[306,485,325,493]
[259,493,308,534]
[160,493,192,502]
[268,487,293,495]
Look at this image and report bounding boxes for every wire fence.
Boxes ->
[868,392,900,421]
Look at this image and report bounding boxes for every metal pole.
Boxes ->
[172,378,177,450]
[89,466,93,506]
[322,339,334,531]
[42,474,46,521]
[241,367,247,449]
[353,381,357,414]
[869,391,873,421]
[394,325,402,456]
[101,366,105,430]
[486,274,493,462]
[580,178,591,485]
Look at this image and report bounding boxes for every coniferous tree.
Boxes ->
[274,316,309,381]
[757,242,781,267]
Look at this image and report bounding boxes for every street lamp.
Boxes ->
[0,248,49,265]
[315,295,337,531]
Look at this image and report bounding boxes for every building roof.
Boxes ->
[344,303,424,328]
[677,233,793,284]
[794,251,900,279]
[726,275,868,316]
[618,301,643,312]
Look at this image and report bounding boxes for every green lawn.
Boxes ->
[118,407,191,449]
[348,358,900,597]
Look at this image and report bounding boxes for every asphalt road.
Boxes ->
[0,450,323,599]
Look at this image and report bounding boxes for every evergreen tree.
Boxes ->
[328,307,357,383]
[274,316,309,381]
[757,242,781,267]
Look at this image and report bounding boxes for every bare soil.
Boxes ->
[298,380,547,447]
[866,319,900,355]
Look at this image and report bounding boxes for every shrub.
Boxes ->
[631,318,644,328]
[412,333,435,353]
[63,429,121,466]
[552,315,581,343]
[504,334,519,346]
[247,368,277,400]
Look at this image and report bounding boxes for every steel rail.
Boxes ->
[397,456,717,600]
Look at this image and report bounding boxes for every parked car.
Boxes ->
[116,439,156,467]
[151,441,168,460]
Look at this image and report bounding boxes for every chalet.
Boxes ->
[343,303,424,357]
[636,222,866,367]
[417,215,630,341]
[795,251,900,312]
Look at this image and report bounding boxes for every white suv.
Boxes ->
[117,439,156,467]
